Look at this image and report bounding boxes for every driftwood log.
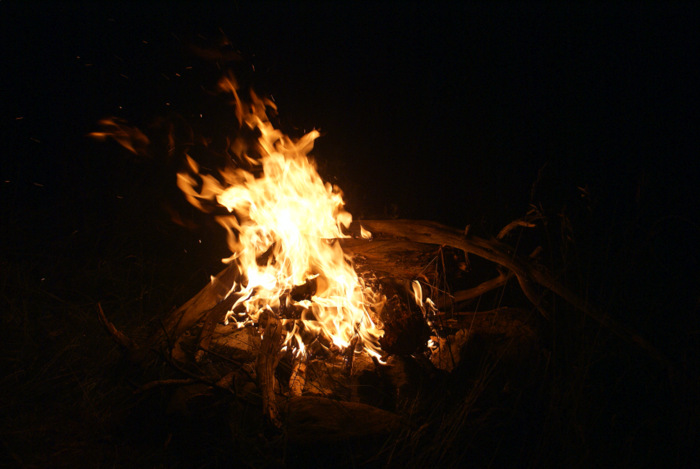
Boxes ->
[356,219,668,367]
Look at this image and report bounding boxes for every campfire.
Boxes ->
[172,74,391,425]
[92,68,667,461]
[176,75,384,359]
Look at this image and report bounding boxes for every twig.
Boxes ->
[497,219,536,240]
[135,378,196,394]
[436,272,513,309]
[163,351,251,401]
[436,307,530,317]
[97,302,141,360]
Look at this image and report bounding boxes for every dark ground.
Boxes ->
[1,2,699,467]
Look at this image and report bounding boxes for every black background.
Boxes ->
[4,2,697,228]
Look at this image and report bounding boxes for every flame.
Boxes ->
[177,75,383,359]
[412,279,438,332]
[360,225,373,240]
[89,118,150,157]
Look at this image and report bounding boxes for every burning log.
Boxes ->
[256,311,285,429]
[342,336,360,376]
[164,265,240,343]
[195,293,238,362]
[289,358,307,396]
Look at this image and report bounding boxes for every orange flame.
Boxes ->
[177,75,384,359]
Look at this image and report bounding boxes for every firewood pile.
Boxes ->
[97,213,667,466]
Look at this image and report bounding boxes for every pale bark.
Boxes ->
[358,219,669,367]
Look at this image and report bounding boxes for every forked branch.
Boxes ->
[359,219,669,367]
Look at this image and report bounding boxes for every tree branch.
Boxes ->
[358,219,669,367]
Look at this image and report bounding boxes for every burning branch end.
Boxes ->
[256,311,285,430]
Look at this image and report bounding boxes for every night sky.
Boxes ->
[5,2,697,229]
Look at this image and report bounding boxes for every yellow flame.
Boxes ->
[177,75,383,358]
[360,225,373,240]
[89,118,150,157]
[412,279,438,332]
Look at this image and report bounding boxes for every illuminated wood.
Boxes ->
[256,311,285,429]
[358,219,669,367]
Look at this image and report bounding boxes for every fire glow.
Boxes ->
[176,75,384,359]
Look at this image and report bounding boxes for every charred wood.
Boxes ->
[256,311,284,429]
